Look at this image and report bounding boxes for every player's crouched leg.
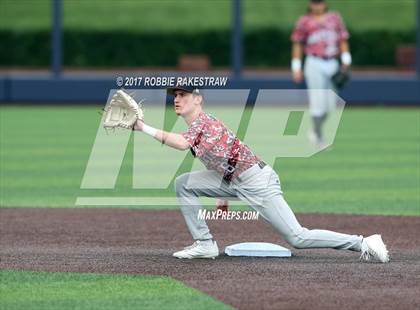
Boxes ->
[174,172,216,252]
[284,227,363,251]
[261,194,362,251]
[283,228,322,250]
[174,173,200,214]
[175,170,227,199]
[174,171,210,198]
[174,173,192,198]
[174,172,207,223]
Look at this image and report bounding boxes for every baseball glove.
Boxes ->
[331,69,350,90]
[103,90,144,129]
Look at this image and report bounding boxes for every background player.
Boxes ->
[131,86,389,263]
[291,0,351,145]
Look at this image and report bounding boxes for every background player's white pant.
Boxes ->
[304,55,339,117]
[175,164,362,251]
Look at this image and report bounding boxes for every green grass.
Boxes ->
[0,106,419,215]
[0,270,231,310]
[0,0,416,32]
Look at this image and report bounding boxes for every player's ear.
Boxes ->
[193,94,203,105]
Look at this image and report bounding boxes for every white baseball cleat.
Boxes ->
[360,234,390,263]
[173,240,219,259]
[307,130,329,150]
[307,129,319,145]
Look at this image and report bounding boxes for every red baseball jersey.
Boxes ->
[182,112,260,180]
[291,11,349,58]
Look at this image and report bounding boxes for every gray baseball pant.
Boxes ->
[304,55,339,117]
[175,164,362,251]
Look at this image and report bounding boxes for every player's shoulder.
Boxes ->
[327,10,343,20]
[194,112,216,129]
[202,112,227,130]
[296,14,311,25]
[202,112,218,123]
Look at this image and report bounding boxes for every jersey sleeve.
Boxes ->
[334,12,349,41]
[291,16,307,43]
[182,118,205,147]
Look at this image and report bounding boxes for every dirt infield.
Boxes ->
[1,208,419,310]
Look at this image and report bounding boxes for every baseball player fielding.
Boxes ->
[130,86,389,263]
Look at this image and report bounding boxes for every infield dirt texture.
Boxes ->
[1,208,419,310]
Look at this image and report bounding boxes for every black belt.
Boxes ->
[257,160,266,169]
[309,54,337,60]
[222,137,267,184]
[223,160,266,184]
[222,138,241,183]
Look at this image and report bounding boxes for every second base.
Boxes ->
[225,242,292,257]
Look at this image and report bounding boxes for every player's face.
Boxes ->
[173,90,201,116]
[309,2,326,15]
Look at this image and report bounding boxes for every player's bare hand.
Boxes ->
[293,70,303,83]
[341,64,350,72]
[216,199,229,212]
[133,119,144,131]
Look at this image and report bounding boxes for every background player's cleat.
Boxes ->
[307,129,319,145]
[360,234,389,263]
[307,129,327,148]
[173,240,219,259]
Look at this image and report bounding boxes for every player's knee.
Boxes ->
[286,230,308,249]
[174,173,190,195]
[288,237,306,249]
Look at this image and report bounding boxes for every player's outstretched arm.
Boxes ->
[133,119,190,151]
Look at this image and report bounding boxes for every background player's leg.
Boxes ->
[304,56,328,142]
[324,58,340,114]
[312,113,328,140]
[175,170,237,241]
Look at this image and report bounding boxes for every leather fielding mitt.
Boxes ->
[103,90,144,129]
[331,69,350,90]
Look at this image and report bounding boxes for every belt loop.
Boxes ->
[258,161,266,169]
